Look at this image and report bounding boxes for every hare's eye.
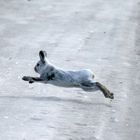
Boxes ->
[37,63,39,66]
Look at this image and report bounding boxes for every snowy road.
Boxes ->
[0,0,140,140]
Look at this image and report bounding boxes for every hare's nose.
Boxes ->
[34,67,37,72]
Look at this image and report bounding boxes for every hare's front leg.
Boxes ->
[22,76,43,83]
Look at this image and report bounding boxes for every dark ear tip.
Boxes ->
[39,50,47,57]
[39,50,44,54]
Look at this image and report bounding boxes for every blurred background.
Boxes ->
[0,0,140,139]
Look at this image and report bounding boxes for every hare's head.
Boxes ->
[34,50,48,74]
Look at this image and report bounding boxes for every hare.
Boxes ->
[22,50,114,99]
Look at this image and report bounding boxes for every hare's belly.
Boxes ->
[48,78,78,87]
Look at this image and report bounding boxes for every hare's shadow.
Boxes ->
[0,95,112,107]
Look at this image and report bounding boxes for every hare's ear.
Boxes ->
[39,50,47,62]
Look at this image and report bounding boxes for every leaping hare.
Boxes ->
[22,50,114,99]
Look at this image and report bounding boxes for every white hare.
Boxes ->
[22,50,114,99]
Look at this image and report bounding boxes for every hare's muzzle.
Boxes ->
[34,67,37,72]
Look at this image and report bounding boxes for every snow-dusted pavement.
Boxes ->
[0,0,140,139]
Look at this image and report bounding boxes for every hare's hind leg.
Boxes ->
[80,81,114,99]
[80,81,97,91]
[95,82,114,99]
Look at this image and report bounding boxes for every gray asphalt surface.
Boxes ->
[0,0,140,140]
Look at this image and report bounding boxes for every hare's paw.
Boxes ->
[22,76,31,81]
[22,76,34,83]
[105,92,114,99]
[29,80,34,84]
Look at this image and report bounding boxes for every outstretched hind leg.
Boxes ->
[95,82,114,99]
[80,81,114,99]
